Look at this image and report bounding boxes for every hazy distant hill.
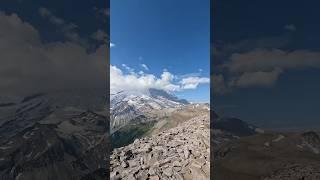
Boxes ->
[211,110,320,180]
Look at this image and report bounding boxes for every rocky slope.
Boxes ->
[212,130,320,180]
[110,113,210,180]
[212,110,320,180]
[263,164,320,180]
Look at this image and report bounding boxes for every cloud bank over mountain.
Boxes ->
[0,11,107,96]
[213,48,320,94]
[110,64,209,94]
[212,25,320,94]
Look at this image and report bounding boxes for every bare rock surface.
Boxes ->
[110,114,210,180]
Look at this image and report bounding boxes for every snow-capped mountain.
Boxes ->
[111,88,189,110]
[110,88,189,132]
[0,92,108,180]
[0,93,54,140]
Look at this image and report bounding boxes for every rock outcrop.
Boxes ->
[110,114,210,180]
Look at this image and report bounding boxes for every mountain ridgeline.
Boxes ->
[148,88,189,105]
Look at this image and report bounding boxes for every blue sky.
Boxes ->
[212,0,320,130]
[0,0,107,45]
[110,0,210,102]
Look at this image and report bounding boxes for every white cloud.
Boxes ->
[92,29,108,42]
[161,71,175,81]
[102,8,110,17]
[226,49,320,73]
[38,7,50,16]
[230,68,283,88]
[121,64,134,73]
[39,7,75,28]
[213,48,320,94]
[284,24,296,31]
[141,64,149,71]
[180,77,210,89]
[38,7,85,44]
[110,65,177,93]
[179,73,201,78]
[93,7,109,23]
[0,12,107,96]
[211,74,228,94]
[110,65,209,94]
[110,42,115,47]
[94,7,109,17]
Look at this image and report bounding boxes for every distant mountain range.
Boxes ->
[0,92,108,180]
[211,109,263,137]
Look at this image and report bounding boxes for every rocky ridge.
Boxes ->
[212,130,320,180]
[110,114,210,180]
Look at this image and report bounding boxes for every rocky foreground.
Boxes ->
[263,164,320,180]
[110,114,210,180]
[213,130,320,180]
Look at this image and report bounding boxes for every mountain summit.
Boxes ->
[110,88,189,132]
[148,88,189,105]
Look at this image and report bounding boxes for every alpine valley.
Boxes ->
[110,88,211,179]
